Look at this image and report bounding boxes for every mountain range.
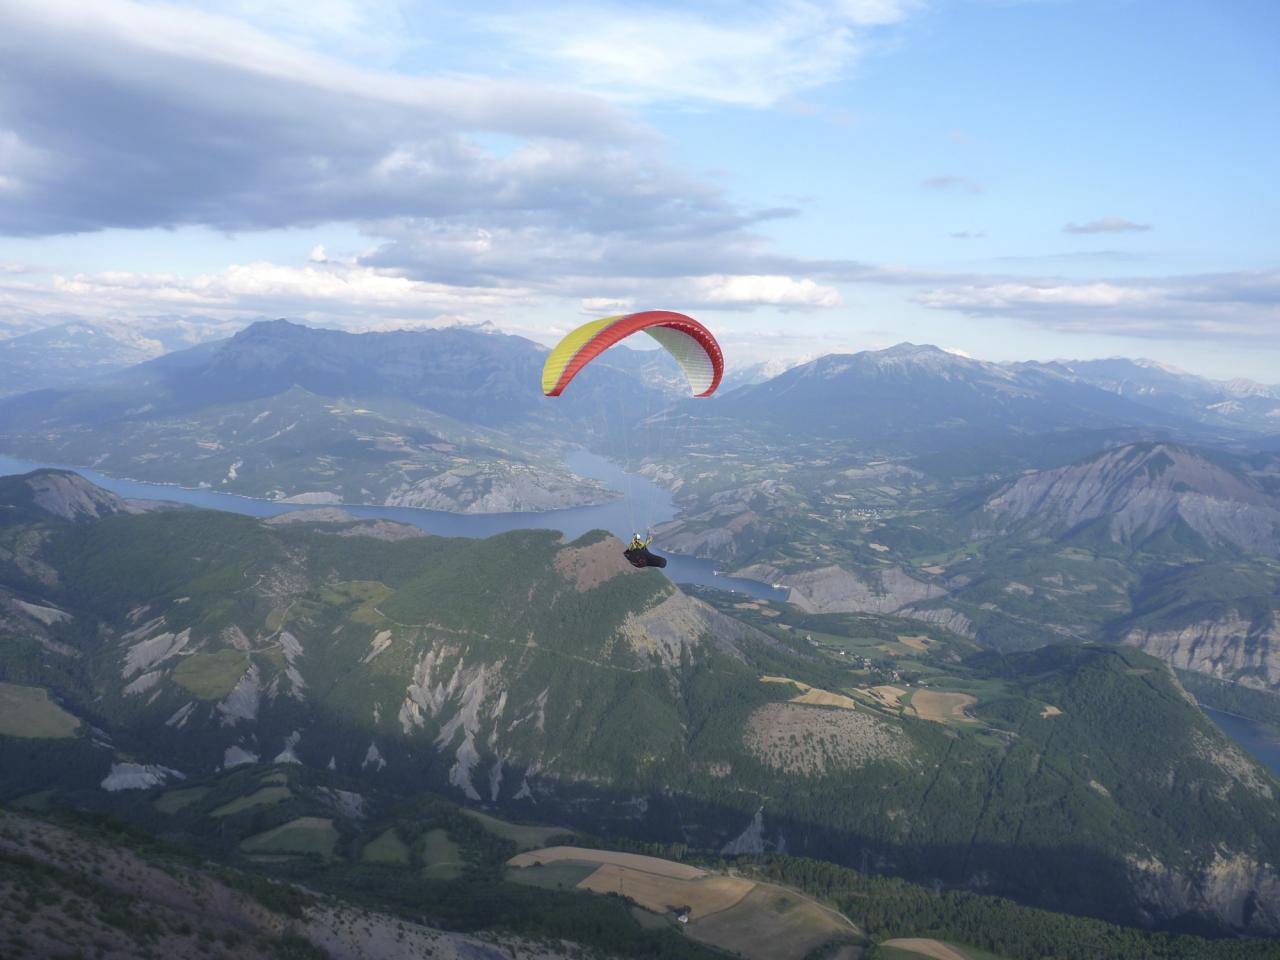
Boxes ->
[0,320,677,511]
[0,321,169,397]
[981,441,1280,556]
[705,344,1211,449]
[5,321,1277,695]
[1034,357,1280,432]
[1,468,1278,935]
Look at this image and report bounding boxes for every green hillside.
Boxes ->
[1,470,1279,936]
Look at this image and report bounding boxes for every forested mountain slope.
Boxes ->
[1,471,1278,933]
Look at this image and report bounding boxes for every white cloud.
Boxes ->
[0,0,851,312]
[687,274,841,308]
[581,297,633,314]
[486,1,920,107]
[58,261,532,312]
[1063,216,1151,234]
[918,281,1155,310]
[175,0,409,60]
[0,0,651,236]
[915,269,1280,342]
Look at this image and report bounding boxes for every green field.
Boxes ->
[461,808,571,851]
[362,827,410,864]
[319,580,392,625]
[173,650,248,699]
[630,905,673,930]
[0,682,80,738]
[210,786,291,817]
[506,860,600,890]
[417,828,466,879]
[240,817,338,857]
[154,786,210,814]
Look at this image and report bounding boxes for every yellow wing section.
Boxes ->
[541,315,621,395]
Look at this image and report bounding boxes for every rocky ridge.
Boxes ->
[982,442,1280,554]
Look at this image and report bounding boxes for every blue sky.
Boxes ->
[0,0,1276,378]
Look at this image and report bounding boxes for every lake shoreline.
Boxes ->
[0,450,786,601]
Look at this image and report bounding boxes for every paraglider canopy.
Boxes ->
[542,310,723,398]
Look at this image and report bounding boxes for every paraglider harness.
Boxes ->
[624,531,667,569]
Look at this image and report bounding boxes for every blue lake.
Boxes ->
[0,450,785,601]
[1204,708,1280,777]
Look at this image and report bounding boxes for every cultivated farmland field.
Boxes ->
[418,828,465,879]
[896,634,933,653]
[462,809,571,851]
[173,650,248,699]
[361,827,410,864]
[577,863,754,916]
[687,884,858,960]
[509,847,859,960]
[508,846,704,879]
[507,860,600,890]
[0,682,79,738]
[211,786,290,817]
[153,786,209,814]
[761,675,858,710]
[909,691,978,724]
[240,816,337,857]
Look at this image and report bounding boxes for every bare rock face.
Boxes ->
[983,442,1280,555]
[265,508,358,524]
[554,536,637,591]
[897,605,977,638]
[336,520,427,541]
[744,702,912,776]
[651,477,790,564]
[265,509,426,540]
[618,591,758,667]
[735,563,946,615]
[1128,850,1280,933]
[385,462,615,514]
[655,508,772,561]
[1124,614,1280,691]
[25,470,144,521]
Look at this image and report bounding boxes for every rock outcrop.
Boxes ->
[983,443,1280,555]
[734,563,945,615]
[1123,613,1280,691]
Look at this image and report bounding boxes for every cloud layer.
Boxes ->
[1063,216,1151,234]
[915,268,1280,340]
[0,0,1274,361]
[0,0,846,316]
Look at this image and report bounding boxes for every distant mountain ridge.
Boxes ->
[0,319,673,511]
[704,343,1204,453]
[983,442,1280,556]
[1028,357,1280,432]
[0,321,168,397]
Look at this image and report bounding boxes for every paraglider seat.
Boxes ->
[624,546,667,569]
